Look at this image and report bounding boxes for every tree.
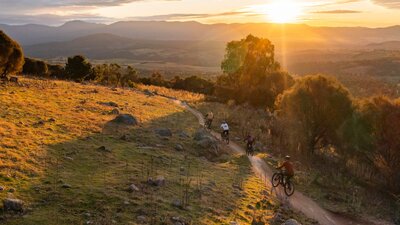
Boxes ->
[218,34,293,107]
[276,75,354,156]
[120,66,139,87]
[357,96,400,193]
[0,31,24,78]
[65,55,92,81]
[23,58,48,76]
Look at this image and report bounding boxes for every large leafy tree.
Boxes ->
[218,34,293,107]
[0,31,24,78]
[276,75,354,156]
[65,55,93,80]
[357,96,400,192]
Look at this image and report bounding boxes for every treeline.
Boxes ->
[216,35,400,195]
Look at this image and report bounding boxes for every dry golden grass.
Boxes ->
[0,77,313,225]
[137,84,205,103]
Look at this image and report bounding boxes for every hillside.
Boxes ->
[3,21,400,47]
[0,78,314,225]
[23,33,225,68]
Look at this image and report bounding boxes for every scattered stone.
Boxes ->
[0,186,4,191]
[120,134,132,141]
[175,144,184,151]
[9,91,15,94]
[155,128,172,137]
[111,87,118,91]
[230,222,238,225]
[193,128,209,141]
[98,101,119,107]
[63,156,74,161]
[143,89,154,96]
[172,199,183,209]
[48,118,56,122]
[111,114,138,126]
[8,188,15,193]
[137,215,147,223]
[247,204,255,210]
[178,131,190,138]
[97,146,111,153]
[110,108,120,115]
[128,184,140,192]
[9,76,18,83]
[3,198,24,212]
[281,219,301,225]
[61,183,72,189]
[154,176,166,186]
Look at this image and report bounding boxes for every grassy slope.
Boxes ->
[195,101,396,223]
[0,78,312,225]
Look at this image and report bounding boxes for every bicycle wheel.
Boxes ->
[284,181,295,196]
[271,173,281,187]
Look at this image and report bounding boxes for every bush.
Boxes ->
[0,31,24,78]
[65,55,93,81]
[23,58,48,76]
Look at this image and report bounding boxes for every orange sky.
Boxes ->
[1,0,400,27]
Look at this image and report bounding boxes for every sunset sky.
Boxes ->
[0,0,400,27]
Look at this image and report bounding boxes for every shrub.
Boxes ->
[65,55,93,81]
[23,58,49,76]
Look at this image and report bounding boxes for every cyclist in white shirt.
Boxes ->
[220,121,229,137]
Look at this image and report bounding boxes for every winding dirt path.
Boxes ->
[175,100,391,225]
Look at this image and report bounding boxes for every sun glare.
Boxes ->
[260,0,303,23]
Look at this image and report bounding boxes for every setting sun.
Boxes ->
[259,0,304,23]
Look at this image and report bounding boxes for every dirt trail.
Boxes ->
[176,100,391,225]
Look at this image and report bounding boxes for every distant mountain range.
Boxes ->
[2,20,400,74]
[2,20,400,48]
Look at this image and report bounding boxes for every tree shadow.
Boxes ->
[2,109,254,225]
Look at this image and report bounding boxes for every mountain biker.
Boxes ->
[220,120,229,138]
[276,155,294,181]
[244,134,255,152]
[205,112,214,129]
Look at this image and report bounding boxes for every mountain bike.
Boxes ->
[221,131,229,144]
[271,170,295,196]
[204,118,212,131]
[246,144,255,156]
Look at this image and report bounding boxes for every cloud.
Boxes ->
[128,11,254,21]
[312,9,362,13]
[371,0,400,8]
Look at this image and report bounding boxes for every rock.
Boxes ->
[3,198,24,212]
[111,114,138,126]
[155,128,172,137]
[98,101,119,107]
[172,199,183,208]
[0,186,4,191]
[48,118,56,122]
[110,108,120,115]
[63,156,74,161]
[143,89,154,96]
[175,144,184,151]
[281,219,301,225]
[61,183,72,189]
[137,215,147,223]
[247,204,255,210]
[178,131,190,138]
[128,184,140,192]
[97,146,111,153]
[9,76,18,83]
[193,128,209,141]
[230,222,239,225]
[197,137,217,149]
[8,188,15,193]
[120,134,132,141]
[154,176,166,186]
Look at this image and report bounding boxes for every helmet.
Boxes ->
[285,155,291,160]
